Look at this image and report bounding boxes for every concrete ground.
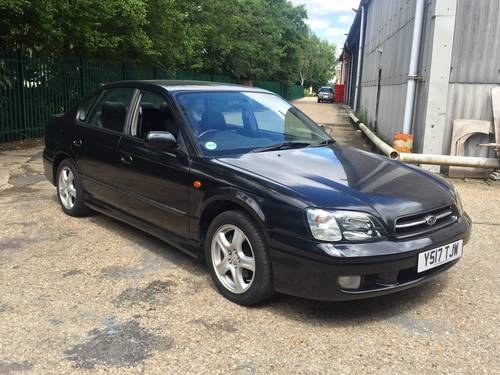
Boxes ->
[0,100,499,374]
[293,97,370,151]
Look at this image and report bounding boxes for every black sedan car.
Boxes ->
[43,80,471,305]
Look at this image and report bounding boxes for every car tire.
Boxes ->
[56,159,91,217]
[205,210,274,305]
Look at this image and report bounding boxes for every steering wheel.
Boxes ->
[198,129,219,139]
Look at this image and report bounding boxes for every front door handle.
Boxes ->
[120,154,133,165]
[72,138,83,147]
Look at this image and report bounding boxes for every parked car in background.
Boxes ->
[318,86,333,103]
[44,80,471,305]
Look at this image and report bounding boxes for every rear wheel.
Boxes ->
[205,210,274,305]
[56,159,91,217]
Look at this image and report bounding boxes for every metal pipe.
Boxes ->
[399,153,500,169]
[349,109,500,169]
[353,6,365,112]
[348,111,359,124]
[402,0,426,134]
[358,123,400,159]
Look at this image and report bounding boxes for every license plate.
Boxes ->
[417,239,463,273]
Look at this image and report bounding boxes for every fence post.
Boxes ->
[16,50,26,139]
[79,57,84,97]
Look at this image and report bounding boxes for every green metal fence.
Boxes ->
[286,84,305,101]
[0,51,303,143]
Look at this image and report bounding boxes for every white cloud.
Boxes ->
[324,27,348,39]
[291,0,357,56]
[290,0,359,16]
[338,14,355,24]
[304,18,330,30]
[322,27,350,55]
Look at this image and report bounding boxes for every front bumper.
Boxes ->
[269,214,471,301]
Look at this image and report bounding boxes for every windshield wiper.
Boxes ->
[250,141,313,153]
[310,138,335,147]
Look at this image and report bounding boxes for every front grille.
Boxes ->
[394,205,458,239]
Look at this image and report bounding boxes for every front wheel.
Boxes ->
[205,210,274,305]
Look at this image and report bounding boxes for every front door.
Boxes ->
[72,87,136,206]
[116,90,191,239]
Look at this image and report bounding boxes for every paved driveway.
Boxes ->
[0,104,499,373]
[293,97,370,151]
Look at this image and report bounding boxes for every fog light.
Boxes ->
[338,275,361,290]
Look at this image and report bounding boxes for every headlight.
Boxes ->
[306,209,384,242]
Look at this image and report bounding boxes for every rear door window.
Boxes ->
[86,88,136,133]
[77,94,98,122]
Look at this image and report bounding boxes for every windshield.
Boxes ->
[176,91,331,156]
[320,88,332,93]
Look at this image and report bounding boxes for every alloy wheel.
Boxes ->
[211,224,256,294]
[58,166,76,209]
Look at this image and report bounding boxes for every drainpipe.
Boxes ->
[353,6,365,112]
[402,0,426,134]
[347,58,353,105]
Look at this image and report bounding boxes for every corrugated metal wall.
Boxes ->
[450,0,500,83]
[359,0,436,144]
[352,0,499,155]
[444,0,500,156]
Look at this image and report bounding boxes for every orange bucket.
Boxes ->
[393,132,413,153]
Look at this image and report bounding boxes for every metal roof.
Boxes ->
[343,0,371,53]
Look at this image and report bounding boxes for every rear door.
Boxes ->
[72,87,137,206]
[115,90,191,238]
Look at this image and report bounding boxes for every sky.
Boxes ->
[290,0,359,54]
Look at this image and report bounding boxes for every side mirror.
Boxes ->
[77,109,87,121]
[145,131,178,150]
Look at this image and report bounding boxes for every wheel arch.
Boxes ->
[198,192,267,245]
[52,151,74,185]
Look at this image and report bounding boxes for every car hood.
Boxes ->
[215,145,454,222]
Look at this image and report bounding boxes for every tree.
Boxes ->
[0,0,154,61]
[0,0,332,85]
[179,0,308,82]
[298,32,336,90]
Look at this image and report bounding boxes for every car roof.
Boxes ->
[103,80,272,94]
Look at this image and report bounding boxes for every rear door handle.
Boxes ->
[72,138,83,147]
[120,154,133,165]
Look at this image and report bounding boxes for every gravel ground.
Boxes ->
[0,100,499,374]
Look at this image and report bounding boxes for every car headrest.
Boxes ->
[101,101,127,132]
[140,102,155,111]
[201,111,227,132]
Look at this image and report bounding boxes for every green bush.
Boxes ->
[355,108,368,125]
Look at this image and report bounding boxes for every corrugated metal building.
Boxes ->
[341,0,499,168]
